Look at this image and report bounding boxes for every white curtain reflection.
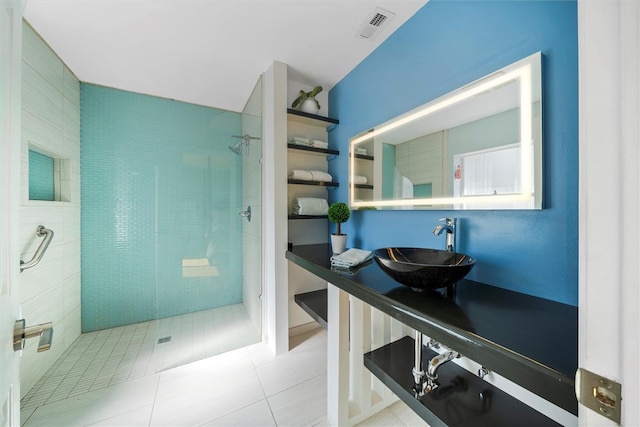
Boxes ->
[455,143,533,209]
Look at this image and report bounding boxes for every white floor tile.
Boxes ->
[22,305,259,411]
[156,346,253,401]
[86,404,154,426]
[289,327,327,352]
[19,407,37,425]
[389,400,430,427]
[246,341,277,368]
[150,368,265,426]
[311,417,332,427]
[203,399,276,426]
[267,373,327,427]
[22,375,159,427]
[255,343,327,397]
[355,407,404,427]
[19,325,424,427]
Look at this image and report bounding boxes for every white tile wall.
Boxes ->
[19,21,81,396]
[395,131,445,197]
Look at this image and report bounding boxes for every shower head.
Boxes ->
[229,134,260,156]
[233,134,261,144]
[228,142,243,155]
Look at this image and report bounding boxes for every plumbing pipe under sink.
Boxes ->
[412,330,461,396]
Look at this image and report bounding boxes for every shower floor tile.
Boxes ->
[20,326,423,427]
[20,303,260,412]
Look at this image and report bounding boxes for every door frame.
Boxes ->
[578,0,640,425]
[1,0,24,425]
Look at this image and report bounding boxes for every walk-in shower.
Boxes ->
[79,78,263,374]
[229,134,260,155]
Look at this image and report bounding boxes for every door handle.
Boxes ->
[13,319,53,352]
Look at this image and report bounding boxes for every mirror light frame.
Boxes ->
[349,51,542,210]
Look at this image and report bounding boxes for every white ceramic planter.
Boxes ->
[300,98,320,115]
[331,234,347,254]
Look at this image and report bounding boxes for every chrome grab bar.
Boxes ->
[20,225,54,272]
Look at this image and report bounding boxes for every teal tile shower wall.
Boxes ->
[329,0,578,305]
[81,84,243,331]
[28,150,55,201]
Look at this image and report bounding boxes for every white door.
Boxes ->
[1,0,24,425]
[578,0,639,425]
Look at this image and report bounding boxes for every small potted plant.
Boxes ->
[291,86,323,115]
[328,202,350,254]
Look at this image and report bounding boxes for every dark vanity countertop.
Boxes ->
[286,244,578,416]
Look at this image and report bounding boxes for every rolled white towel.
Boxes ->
[289,170,313,181]
[293,198,329,216]
[353,175,368,185]
[309,170,332,182]
[330,248,373,269]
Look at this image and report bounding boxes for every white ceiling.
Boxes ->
[23,1,428,112]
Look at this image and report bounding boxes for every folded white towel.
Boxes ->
[289,170,312,180]
[313,142,329,149]
[353,175,368,185]
[292,136,310,144]
[311,139,328,149]
[289,170,333,182]
[293,198,329,216]
[355,147,368,155]
[330,248,373,269]
[310,171,332,182]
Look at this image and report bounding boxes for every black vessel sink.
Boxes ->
[373,247,476,291]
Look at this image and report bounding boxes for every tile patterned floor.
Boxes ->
[21,304,260,416]
[21,321,426,426]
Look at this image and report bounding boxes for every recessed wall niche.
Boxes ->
[28,144,71,202]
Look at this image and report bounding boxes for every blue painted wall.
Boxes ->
[81,84,244,331]
[329,0,578,305]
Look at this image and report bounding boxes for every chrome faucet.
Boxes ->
[433,217,456,252]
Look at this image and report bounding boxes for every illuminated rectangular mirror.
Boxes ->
[350,52,542,210]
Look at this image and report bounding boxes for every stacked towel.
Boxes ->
[291,136,311,146]
[292,198,329,216]
[290,137,329,150]
[311,139,328,149]
[353,175,368,185]
[330,248,373,269]
[289,170,333,182]
[355,147,368,156]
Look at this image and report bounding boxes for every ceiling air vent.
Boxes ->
[358,7,395,40]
